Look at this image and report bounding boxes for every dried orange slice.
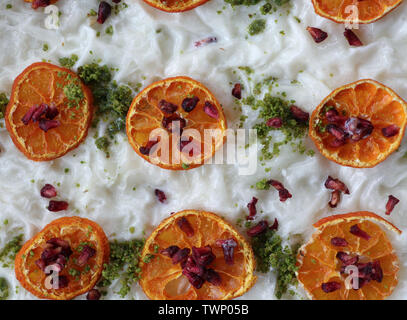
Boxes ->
[297,211,401,300]
[139,210,256,300]
[15,217,109,300]
[142,0,210,12]
[5,62,93,161]
[311,0,403,24]
[309,79,407,168]
[126,77,227,170]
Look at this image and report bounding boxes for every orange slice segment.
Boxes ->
[15,217,109,300]
[5,62,93,161]
[309,79,407,168]
[139,210,256,300]
[297,211,401,300]
[142,0,210,12]
[126,77,227,170]
[311,0,403,24]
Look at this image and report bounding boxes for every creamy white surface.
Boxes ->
[0,0,407,300]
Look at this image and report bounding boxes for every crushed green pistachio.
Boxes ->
[0,278,9,300]
[0,234,23,268]
[59,54,79,69]
[98,239,144,298]
[0,93,9,119]
[78,62,134,157]
[248,19,266,36]
[250,229,298,299]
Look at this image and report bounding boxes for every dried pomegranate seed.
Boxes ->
[270,218,279,231]
[329,138,346,148]
[246,197,258,220]
[40,184,57,198]
[331,237,348,247]
[46,238,70,250]
[97,1,112,24]
[203,101,219,119]
[385,195,399,215]
[35,259,46,271]
[192,246,215,267]
[344,117,373,141]
[329,190,341,208]
[162,114,186,133]
[139,139,159,156]
[177,217,194,237]
[371,261,383,283]
[269,180,292,202]
[327,124,345,141]
[382,124,400,137]
[87,289,101,300]
[39,119,60,132]
[172,248,190,264]
[344,29,363,47]
[32,103,49,122]
[77,245,96,267]
[47,200,69,212]
[112,0,122,3]
[266,117,283,128]
[203,269,222,286]
[321,281,341,293]
[306,27,328,43]
[41,247,62,262]
[182,96,199,112]
[194,37,217,47]
[216,238,237,265]
[336,252,359,266]
[56,254,67,267]
[21,105,39,125]
[158,100,178,114]
[183,256,205,277]
[325,108,347,124]
[45,103,59,119]
[247,220,269,237]
[32,0,50,9]
[325,176,349,194]
[232,83,242,99]
[154,189,167,203]
[290,105,309,122]
[160,246,180,258]
[182,268,204,289]
[350,224,371,240]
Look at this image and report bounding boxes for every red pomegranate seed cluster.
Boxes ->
[203,102,219,119]
[21,103,60,132]
[160,244,221,289]
[385,195,400,215]
[344,29,363,47]
[290,105,309,122]
[97,1,112,24]
[31,0,50,9]
[307,27,328,43]
[40,184,69,212]
[232,83,242,99]
[35,238,73,289]
[324,176,349,208]
[139,139,159,156]
[350,224,371,241]
[246,197,258,220]
[216,239,237,265]
[154,189,167,203]
[177,217,195,237]
[269,180,292,202]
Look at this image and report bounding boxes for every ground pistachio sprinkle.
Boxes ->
[0,93,8,119]
[98,239,145,298]
[250,228,299,299]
